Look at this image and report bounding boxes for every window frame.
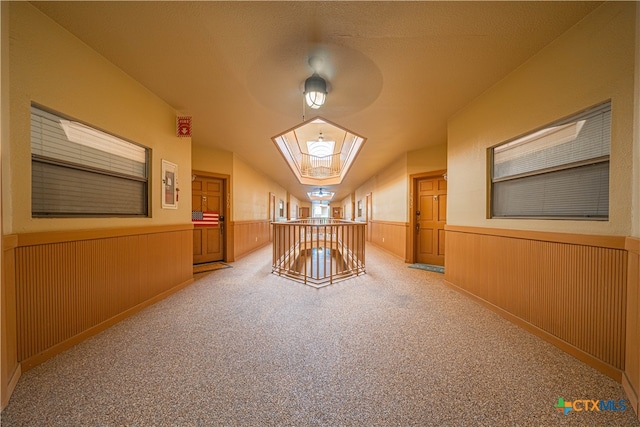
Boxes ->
[488,101,611,220]
[30,104,151,218]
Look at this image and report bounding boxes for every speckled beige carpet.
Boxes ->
[2,244,638,426]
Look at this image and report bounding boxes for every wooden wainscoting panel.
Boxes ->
[445,226,627,378]
[141,231,192,302]
[445,225,626,249]
[14,226,193,368]
[624,237,640,416]
[232,220,271,260]
[15,224,192,247]
[370,221,407,260]
[1,236,19,410]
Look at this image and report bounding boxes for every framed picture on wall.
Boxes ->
[162,159,178,209]
[357,200,362,217]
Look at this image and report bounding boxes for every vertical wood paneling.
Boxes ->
[370,220,407,260]
[232,220,270,260]
[14,227,192,367]
[445,227,627,375]
[1,237,19,410]
[624,237,640,416]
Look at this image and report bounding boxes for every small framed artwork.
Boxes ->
[357,200,363,217]
[162,159,178,209]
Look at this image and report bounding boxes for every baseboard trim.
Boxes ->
[443,279,622,382]
[623,372,639,419]
[0,365,21,411]
[19,277,195,372]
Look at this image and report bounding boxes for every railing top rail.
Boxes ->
[273,219,363,225]
[272,216,366,288]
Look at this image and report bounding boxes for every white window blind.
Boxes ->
[31,105,149,217]
[491,102,610,219]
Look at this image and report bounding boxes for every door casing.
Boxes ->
[407,170,447,264]
[191,170,230,263]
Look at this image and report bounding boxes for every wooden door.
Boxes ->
[299,207,310,219]
[416,177,447,266]
[192,176,224,264]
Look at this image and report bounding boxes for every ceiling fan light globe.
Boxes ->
[304,73,327,109]
[305,91,326,109]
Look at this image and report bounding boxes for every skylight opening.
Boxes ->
[271,116,366,187]
[307,139,335,158]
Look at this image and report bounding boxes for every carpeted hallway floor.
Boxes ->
[2,244,638,426]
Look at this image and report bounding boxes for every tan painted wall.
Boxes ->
[354,179,373,222]
[443,3,639,418]
[191,145,286,222]
[288,194,301,220]
[6,3,192,234]
[232,154,286,221]
[374,154,408,222]
[338,194,352,220]
[340,194,353,220]
[447,2,636,236]
[355,154,407,223]
[353,144,447,225]
[407,144,447,176]
[299,201,311,214]
[625,7,640,419]
[0,0,17,411]
[326,202,340,219]
[2,4,197,407]
[191,144,233,176]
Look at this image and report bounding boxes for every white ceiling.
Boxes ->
[31,1,602,202]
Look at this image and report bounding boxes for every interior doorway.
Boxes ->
[410,172,447,266]
[311,200,330,218]
[192,173,226,264]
